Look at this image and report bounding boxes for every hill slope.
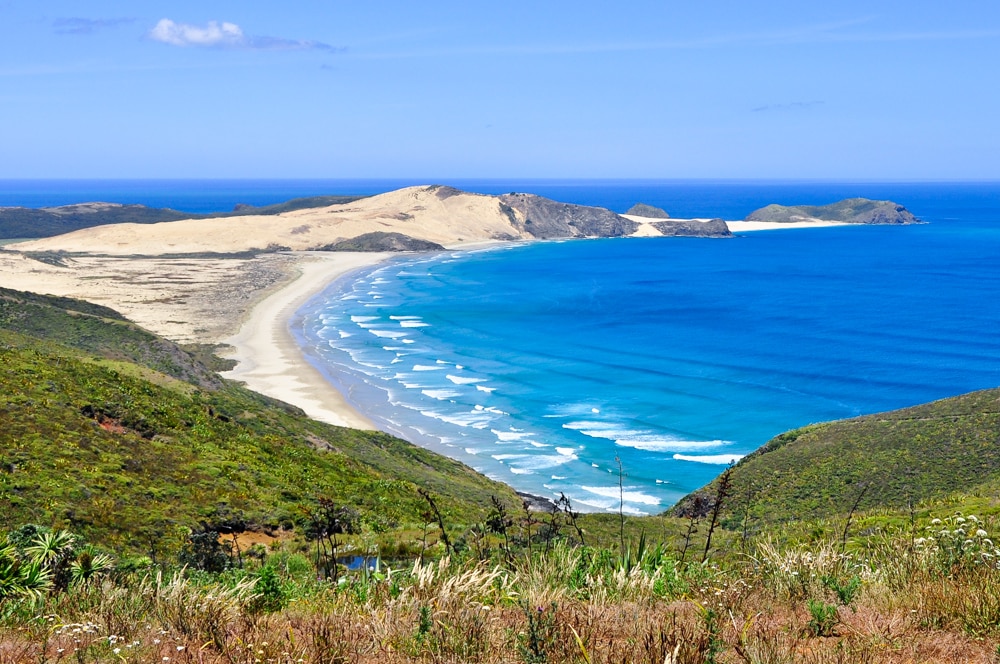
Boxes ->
[670,387,1000,525]
[0,288,515,551]
[0,196,365,239]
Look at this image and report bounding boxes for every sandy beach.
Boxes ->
[726,220,850,231]
[219,251,391,430]
[622,215,851,233]
[0,246,392,430]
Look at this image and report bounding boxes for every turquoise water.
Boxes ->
[295,184,1000,514]
[4,179,998,514]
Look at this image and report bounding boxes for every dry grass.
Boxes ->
[3,531,1000,663]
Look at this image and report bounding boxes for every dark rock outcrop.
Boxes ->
[498,193,639,239]
[320,232,445,252]
[427,184,464,200]
[626,203,670,218]
[651,218,732,238]
[745,198,920,225]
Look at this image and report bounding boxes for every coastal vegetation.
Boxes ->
[2,497,999,661]
[669,387,1000,526]
[4,287,1000,661]
[0,287,515,554]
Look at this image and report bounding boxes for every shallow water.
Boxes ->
[5,178,997,514]
[296,185,1000,513]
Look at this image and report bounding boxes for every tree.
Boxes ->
[301,498,359,581]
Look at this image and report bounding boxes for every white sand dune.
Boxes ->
[15,186,527,256]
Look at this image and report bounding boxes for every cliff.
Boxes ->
[499,193,639,239]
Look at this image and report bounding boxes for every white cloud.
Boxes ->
[149,19,244,47]
[147,18,338,51]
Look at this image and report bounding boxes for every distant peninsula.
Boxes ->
[6,186,732,256]
[745,198,920,225]
[3,190,921,255]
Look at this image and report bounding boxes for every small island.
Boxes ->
[745,197,920,225]
[625,202,670,219]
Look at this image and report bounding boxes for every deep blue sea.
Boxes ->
[4,179,999,513]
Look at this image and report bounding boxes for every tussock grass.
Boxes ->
[4,515,1000,663]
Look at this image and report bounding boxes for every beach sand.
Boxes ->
[623,214,852,233]
[726,220,850,231]
[0,247,390,430]
[219,252,387,430]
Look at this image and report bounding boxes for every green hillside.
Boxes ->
[0,288,513,553]
[670,388,1000,525]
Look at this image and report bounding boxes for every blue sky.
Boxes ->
[2,1,998,179]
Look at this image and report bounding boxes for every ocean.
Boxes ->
[4,179,999,513]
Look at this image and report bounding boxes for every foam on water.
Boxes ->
[492,429,534,442]
[369,329,407,338]
[294,183,1000,514]
[447,375,484,385]
[422,389,462,400]
[581,486,662,506]
[673,453,745,465]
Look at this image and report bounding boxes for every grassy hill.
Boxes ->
[0,288,514,553]
[670,388,1000,526]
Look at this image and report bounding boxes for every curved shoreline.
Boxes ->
[220,251,392,430]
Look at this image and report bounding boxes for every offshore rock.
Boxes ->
[652,218,732,237]
[626,203,670,218]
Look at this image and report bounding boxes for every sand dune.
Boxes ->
[15,186,527,256]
